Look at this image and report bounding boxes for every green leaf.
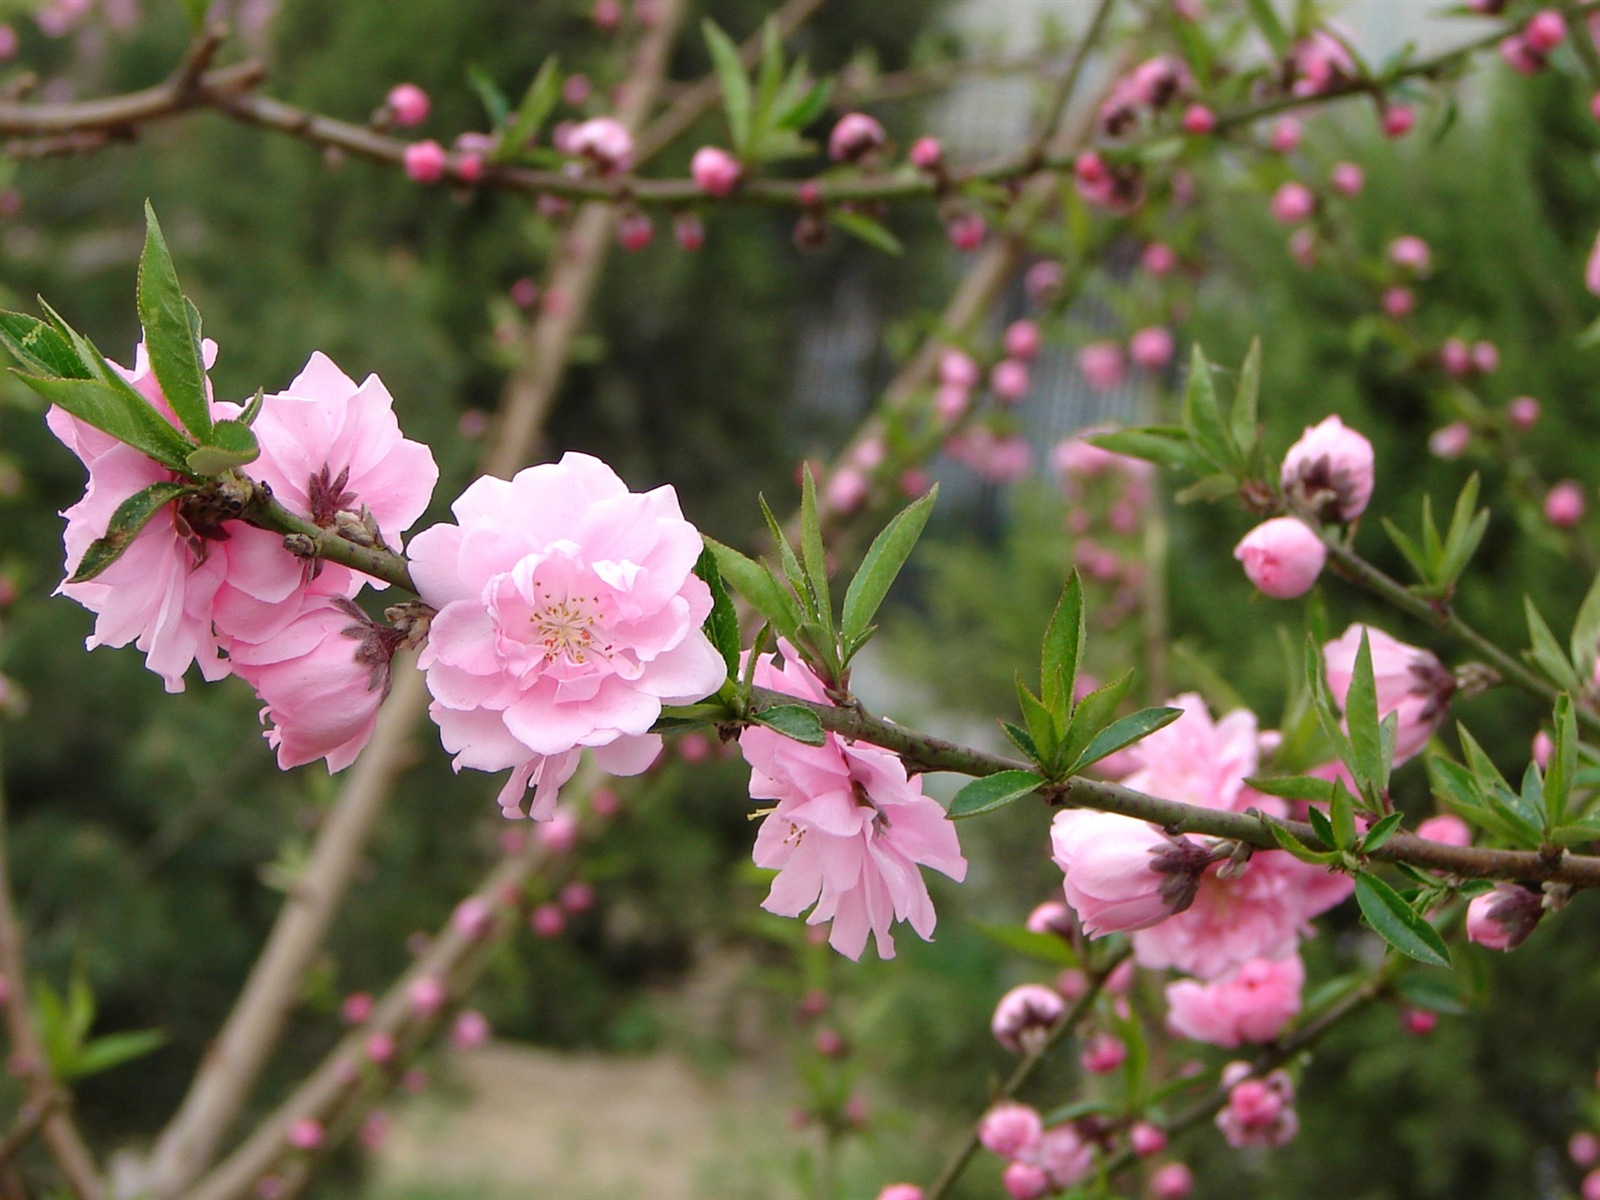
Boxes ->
[1382,518,1433,587]
[1087,427,1206,474]
[1343,628,1385,793]
[181,0,209,29]
[1572,564,1600,680]
[1438,474,1487,591]
[1000,720,1040,763]
[15,374,193,471]
[1245,774,1336,803]
[970,921,1079,967]
[1243,0,1290,56]
[829,210,904,256]
[65,1029,167,1081]
[1231,337,1261,456]
[840,486,936,653]
[1525,596,1583,693]
[137,203,212,441]
[703,20,753,154]
[184,418,259,476]
[704,536,801,643]
[1330,780,1359,847]
[466,64,511,128]
[1016,676,1060,766]
[1174,472,1237,505]
[947,770,1045,819]
[1354,873,1450,967]
[757,493,807,597]
[1068,706,1182,776]
[1180,344,1237,471]
[775,77,832,131]
[1307,803,1337,850]
[1269,819,1339,864]
[1060,670,1133,768]
[798,466,833,639]
[70,481,199,583]
[754,16,785,122]
[1546,693,1577,828]
[694,545,740,678]
[0,311,89,379]
[751,704,827,746]
[499,56,563,161]
[1361,811,1405,853]
[1040,573,1084,717]
[1396,973,1470,1016]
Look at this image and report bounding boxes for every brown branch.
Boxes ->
[0,59,263,136]
[0,736,103,1200]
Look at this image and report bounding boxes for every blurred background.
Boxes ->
[5,1,1600,1197]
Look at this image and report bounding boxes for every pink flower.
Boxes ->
[386,83,430,127]
[1079,1032,1126,1074]
[1331,161,1365,195]
[1151,1162,1194,1199]
[617,212,654,252]
[1389,235,1431,273]
[876,1187,923,1200]
[1383,287,1414,318]
[1234,518,1326,599]
[1571,1132,1600,1168]
[1142,242,1178,276]
[1165,954,1304,1047]
[403,140,448,184]
[1002,1163,1050,1200]
[1323,624,1455,764]
[1050,810,1212,936]
[286,1118,324,1152]
[1526,10,1567,52]
[409,452,726,819]
[568,117,633,173]
[1509,396,1541,429]
[741,650,966,960]
[1289,228,1318,268]
[1280,415,1375,521]
[340,992,374,1024]
[991,983,1066,1054]
[1036,1125,1095,1189]
[991,359,1030,403]
[1077,341,1126,391]
[407,974,446,1017]
[1118,693,1265,814]
[690,146,741,197]
[1586,1170,1600,1200]
[1025,260,1063,301]
[1417,813,1470,847]
[978,1103,1044,1159]
[228,597,396,772]
[1270,117,1303,153]
[1129,326,1175,372]
[828,112,886,162]
[1473,340,1499,373]
[1546,480,1587,527]
[1003,320,1041,361]
[1291,30,1356,96]
[1270,182,1315,225]
[1217,1069,1298,1148]
[1466,883,1543,951]
[1501,34,1546,74]
[908,136,943,170]
[1429,421,1471,459]
[450,1009,490,1050]
[937,348,979,390]
[946,212,986,251]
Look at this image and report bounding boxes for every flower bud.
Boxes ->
[408,975,446,1017]
[1025,900,1076,939]
[1545,480,1586,528]
[946,212,986,251]
[386,83,431,127]
[1001,1162,1051,1200]
[1508,396,1541,429]
[991,983,1067,1054]
[1181,104,1215,134]
[286,1118,324,1152]
[828,112,886,162]
[1571,1132,1600,1168]
[1383,287,1414,318]
[365,1031,395,1064]
[1429,421,1470,459]
[1234,518,1326,599]
[673,212,705,252]
[690,146,741,197]
[1270,182,1314,225]
[1151,1162,1195,1199]
[1004,320,1041,361]
[1077,341,1126,391]
[1525,10,1566,52]
[1129,326,1175,371]
[1217,1070,1298,1148]
[978,1102,1044,1159]
[617,212,654,252]
[1331,161,1365,196]
[1051,810,1212,935]
[451,896,494,939]
[531,902,567,938]
[908,136,943,171]
[341,992,374,1025]
[1281,415,1375,521]
[1025,260,1064,302]
[1389,235,1430,273]
[1080,1032,1126,1074]
[991,359,1030,404]
[876,1187,923,1200]
[1142,242,1178,276]
[1585,1168,1600,1200]
[1466,883,1543,951]
[451,1009,491,1050]
[1439,337,1472,376]
[1382,105,1415,138]
[560,880,596,913]
[1130,1121,1167,1157]
[403,140,448,184]
[1401,1006,1438,1036]
[1472,340,1499,373]
[568,116,633,173]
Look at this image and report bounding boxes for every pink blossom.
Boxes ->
[410,453,726,819]
[1036,1125,1095,1189]
[1280,415,1375,521]
[1429,421,1471,459]
[1181,104,1215,135]
[1165,954,1304,1047]
[937,348,979,390]
[536,807,580,853]
[1509,396,1541,429]
[1546,480,1587,527]
[1001,1163,1050,1200]
[824,466,868,514]
[1025,260,1063,302]
[991,359,1030,403]
[934,384,969,422]
[1466,883,1543,951]
[1439,337,1473,377]
[1078,341,1126,391]
[1501,34,1546,75]
[1472,340,1499,373]
[1270,182,1315,225]
[530,902,566,938]
[559,879,595,913]
[1130,1122,1166,1157]
[1383,287,1414,318]
[741,650,966,960]
[1323,624,1455,765]
[1571,1132,1600,1168]
[592,0,621,30]
[991,984,1066,1054]
[1402,1007,1437,1035]
[673,213,704,252]
[1003,320,1041,361]
[1270,117,1303,153]
[451,1009,490,1050]
[1526,9,1567,52]
[1217,1070,1298,1148]
[1389,236,1431,273]
[403,140,448,184]
[1025,900,1076,939]
[828,112,886,162]
[1331,161,1365,195]
[690,146,741,197]
[617,212,654,251]
[978,1103,1044,1159]
[286,1118,324,1151]
[1234,518,1326,599]
[908,136,943,171]
[340,992,374,1024]
[1129,326,1175,372]
[875,1187,923,1200]
[568,116,633,173]
[1142,242,1178,276]
[1050,810,1212,936]
[1118,693,1264,814]
[1291,30,1356,96]
[451,896,494,939]
[1382,105,1416,138]
[1534,729,1554,770]
[1586,1170,1600,1200]
[407,974,446,1017]
[0,25,15,59]
[364,1031,395,1063]
[1288,228,1318,268]
[1080,1032,1126,1074]
[386,83,430,127]
[1151,1162,1195,1199]
[1417,813,1470,847]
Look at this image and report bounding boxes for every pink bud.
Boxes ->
[1026,900,1076,939]
[947,212,986,251]
[365,1031,396,1064]
[814,1027,846,1057]
[1525,10,1566,52]
[938,348,980,390]
[1181,104,1215,134]
[1075,151,1108,184]
[340,992,375,1025]
[1130,1121,1167,1156]
[559,880,595,913]
[1401,1006,1438,1036]
[991,984,1067,1054]
[1508,396,1541,429]
[1129,326,1175,371]
[1077,341,1126,391]
[1025,260,1064,302]
[1142,242,1178,276]
[1331,161,1365,195]
[1439,337,1473,377]
[1001,1162,1051,1200]
[451,1009,491,1050]
[1584,1167,1600,1200]
[1534,729,1554,769]
[1501,34,1546,75]
[1055,968,1088,1000]
[1429,421,1471,459]
[1383,287,1414,318]
[908,136,943,170]
[536,809,580,854]
[531,902,566,938]
[0,26,16,59]
[1234,518,1326,599]
[592,0,621,30]
[563,74,591,106]
[1472,340,1499,374]
[1382,105,1416,138]
[1466,883,1543,951]
[568,116,633,173]
[1281,415,1375,521]
[1150,1163,1195,1199]
[286,1118,324,1152]
[1572,1132,1600,1168]
[1417,814,1471,847]
[899,467,930,497]
[359,1110,390,1151]
[875,1187,924,1200]
[991,359,1031,403]
[673,212,705,252]
[1389,235,1431,273]
[828,112,886,162]
[690,146,741,197]
[1546,480,1587,528]
[403,140,448,185]
[934,383,969,422]
[978,1102,1044,1158]
[1289,228,1318,268]
[407,975,446,1017]
[617,212,654,252]
[1105,958,1136,995]
[1080,1032,1126,1074]
[1004,320,1041,360]
[451,897,494,940]
[1270,117,1303,153]
[1270,182,1315,225]
[386,83,430,127]
[509,277,539,309]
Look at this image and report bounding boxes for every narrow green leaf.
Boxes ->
[1068,706,1182,776]
[1395,973,1470,1016]
[970,922,1079,967]
[1520,760,1546,829]
[466,64,511,128]
[1354,874,1450,967]
[1381,517,1434,587]
[798,466,833,642]
[1547,693,1577,828]
[1243,0,1290,56]
[1525,596,1583,693]
[1000,720,1040,764]
[694,545,740,678]
[1330,780,1359,848]
[1550,820,1600,846]
[1306,803,1337,850]
[1344,628,1384,792]
[65,1029,167,1081]
[829,210,904,255]
[1016,675,1060,765]
[15,374,193,470]
[1040,573,1083,717]
[776,77,832,131]
[137,203,212,441]
[1269,820,1338,865]
[70,481,198,583]
[1060,670,1134,767]
[754,16,785,121]
[1437,474,1485,589]
[948,770,1045,819]
[757,494,807,596]
[181,0,209,30]
[1180,344,1237,470]
[1419,494,1443,566]
[751,704,827,746]
[1087,427,1206,473]
[1360,811,1405,853]
[1174,472,1237,505]
[704,536,801,643]
[184,418,259,476]
[499,56,563,160]
[1572,564,1600,679]
[703,20,753,154]
[0,311,89,379]
[841,486,936,651]
[1230,337,1261,454]
[1245,774,1336,803]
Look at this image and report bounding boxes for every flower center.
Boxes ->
[528,581,608,666]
